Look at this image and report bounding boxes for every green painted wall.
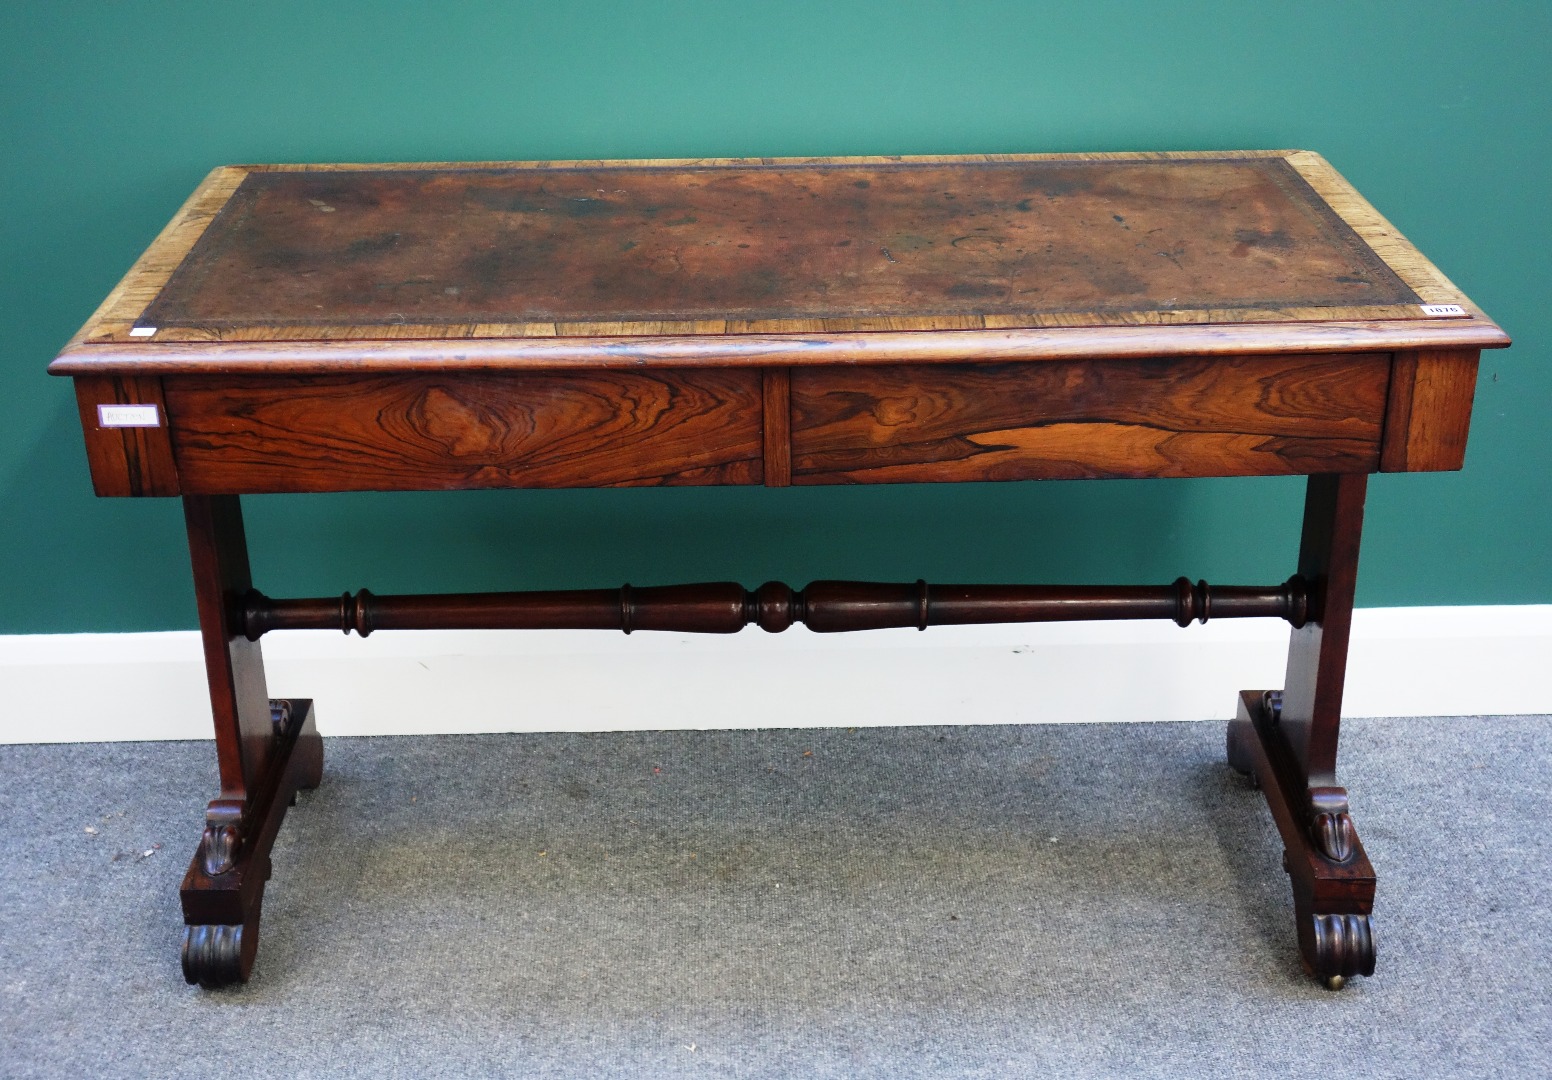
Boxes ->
[2,1,1547,634]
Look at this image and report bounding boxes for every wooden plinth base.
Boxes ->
[179,698,322,987]
[1228,689,1376,988]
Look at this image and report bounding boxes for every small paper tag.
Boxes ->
[97,404,161,428]
[1419,304,1467,317]
[128,326,158,337]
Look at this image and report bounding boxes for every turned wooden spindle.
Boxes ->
[241,576,1307,639]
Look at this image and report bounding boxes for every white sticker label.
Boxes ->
[128,326,157,337]
[97,404,161,428]
[1420,304,1467,317]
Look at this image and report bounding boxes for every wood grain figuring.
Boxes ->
[1381,350,1479,471]
[762,368,792,486]
[164,370,763,493]
[791,354,1388,484]
[71,375,180,496]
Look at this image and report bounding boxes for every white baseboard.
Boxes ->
[4,606,1548,744]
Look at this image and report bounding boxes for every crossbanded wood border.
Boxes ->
[73,150,1495,347]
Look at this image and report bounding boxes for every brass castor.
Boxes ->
[1325,975,1346,991]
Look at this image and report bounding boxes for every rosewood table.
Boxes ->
[50,151,1508,990]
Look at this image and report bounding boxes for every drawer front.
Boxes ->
[165,369,763,493]
[790,353,1389,484]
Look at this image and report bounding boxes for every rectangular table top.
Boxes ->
[51,151,1506,376]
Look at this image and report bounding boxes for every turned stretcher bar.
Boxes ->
[240,576,1310,638]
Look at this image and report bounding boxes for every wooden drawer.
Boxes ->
[164,369,764,493]
[790,353,1389,484]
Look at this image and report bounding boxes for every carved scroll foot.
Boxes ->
[1230,691,1377,987]
[181,921,248,988]
[180,698,320,987]
[1299,911,1376,990]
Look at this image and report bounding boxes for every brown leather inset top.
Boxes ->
[139,158,1418,330]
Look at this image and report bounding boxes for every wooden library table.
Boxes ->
[51,151,1508,989]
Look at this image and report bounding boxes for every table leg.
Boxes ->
[1227,473,1377,989]
[178,495,322,987]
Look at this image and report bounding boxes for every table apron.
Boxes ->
[70,349,1481,496]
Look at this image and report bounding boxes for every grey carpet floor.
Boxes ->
[1,716,1548,1079]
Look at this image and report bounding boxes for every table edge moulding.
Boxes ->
[48,150,1510,990]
